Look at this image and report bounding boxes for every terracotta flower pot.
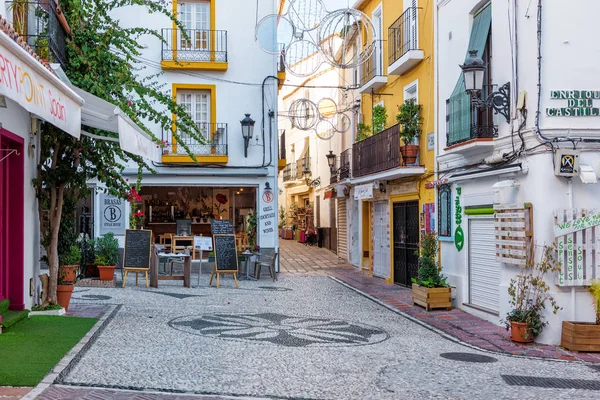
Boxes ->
[400,144,419,165]
[97,265,116,281]
[510,321,534,343]
[61,265,78,284]
[56,284,74,311]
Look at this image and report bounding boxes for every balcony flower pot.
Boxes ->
[400,144,419,165]
[56,284,74,311]
[411,284,452,311]
[97,265,116,281]
[510,321,534,343]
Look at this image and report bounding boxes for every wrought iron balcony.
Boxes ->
[359,40,387,93]
[388,6,424,75]
[296,156,311,179]
[278,43,286,73]
[279,129,286,160]
[162,122,228,156]
[339,148,351,180]
[283,162,297,182]
[5,0,67,67]
[352,124,401,178]
[161,29,227,62]
[445,96,497,148]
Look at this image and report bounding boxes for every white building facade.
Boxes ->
[436,0,600,344]
[92,1,281,258]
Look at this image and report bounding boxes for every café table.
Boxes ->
[150,251,191,288]
[239,251,260,280]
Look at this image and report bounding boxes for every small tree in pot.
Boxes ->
[503,244,561,343]
[94,233,120,281]
[411,232,451,311]
[397,99,423,165]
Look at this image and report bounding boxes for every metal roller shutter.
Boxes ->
[468,218,500,313]
[337,199,347,261]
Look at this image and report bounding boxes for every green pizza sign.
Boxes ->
[454,187,464,251]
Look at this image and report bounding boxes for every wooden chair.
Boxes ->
[255,251,278,281]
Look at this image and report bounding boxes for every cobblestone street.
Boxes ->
[20,245,600,399]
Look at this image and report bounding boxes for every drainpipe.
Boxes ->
[567,178,575,320]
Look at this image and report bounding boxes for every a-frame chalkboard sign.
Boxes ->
[209,234,239,288]
[122,229,152,288]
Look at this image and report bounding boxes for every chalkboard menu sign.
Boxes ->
[213,234,238,271]
[176,219,192,236]
[211,219,233,234]
[124,229,152,269]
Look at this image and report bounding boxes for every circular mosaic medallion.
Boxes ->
[169,313,389,348]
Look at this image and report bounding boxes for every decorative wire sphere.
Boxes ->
[284,39,322,77]
[286,0,327,33]
[315,120,336,140]
[318,8,376,69]
[331,112,351,133]
[289,99,320,130]
[317,97,338,118]
[255,14,295,54]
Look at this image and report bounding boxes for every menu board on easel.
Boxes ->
[123,229,152,269]
[209,234,239,289]
[211,220,233,235]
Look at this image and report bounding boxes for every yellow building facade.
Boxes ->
[351,0,435,284]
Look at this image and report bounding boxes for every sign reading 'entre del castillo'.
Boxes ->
[546,90,600,117]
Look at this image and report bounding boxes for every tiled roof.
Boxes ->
[0,15,55,73]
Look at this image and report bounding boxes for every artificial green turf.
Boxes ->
[0,316,97,386]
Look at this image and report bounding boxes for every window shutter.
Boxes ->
[447,4,492,146]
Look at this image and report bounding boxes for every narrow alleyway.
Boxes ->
[278,238,352,274]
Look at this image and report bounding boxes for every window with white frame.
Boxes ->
[177,90,210,153]
[179,1,210,51]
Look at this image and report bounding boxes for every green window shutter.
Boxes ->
[447,4,492,146]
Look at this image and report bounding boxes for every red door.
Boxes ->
[0,128,25,310]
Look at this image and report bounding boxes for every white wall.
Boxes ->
[437,0,600,344]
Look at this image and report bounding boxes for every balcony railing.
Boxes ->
[161,29,227,62]
[352,124,400,178]
[445,96,497,147]
[6,0,67,67]
[360,40,384,86]
[162,122,228,156]
[283,162,297,182]
[388,7,419,65]
[296,156,311,178]
[339,148,351,180]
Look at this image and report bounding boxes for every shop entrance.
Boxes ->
[0,129,24,309]
[138,186,257,249]
[393,200,419,286]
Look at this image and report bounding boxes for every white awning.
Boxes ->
[0,31,83,137]
[50,65,161,163]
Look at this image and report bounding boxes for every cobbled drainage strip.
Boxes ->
[440,352,498,363]
[502,375,600,390]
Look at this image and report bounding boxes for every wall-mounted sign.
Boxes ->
[0,35,82,137]
[354,184,373,200]
[546,90,600,117]
[554,149,580,177]
[99,194,126,235]
[454,187,464,251]
[427,132,435,150]
[425,178,449,189]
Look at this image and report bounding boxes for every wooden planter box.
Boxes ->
[561,321,600,352]
[412,284,452,311]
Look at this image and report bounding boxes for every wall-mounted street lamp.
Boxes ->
[326,150,337,174]
[460,50,510,123]
[302,168,320,187]
[240,113,255,157]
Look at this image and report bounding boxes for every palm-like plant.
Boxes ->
[589,280,600,325]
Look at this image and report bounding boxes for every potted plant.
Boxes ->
[56,266,75,311]
[372,104,388,134]
[59,245,80,284]
[397,99,423,165]
[94,233,120,281]
[561,279,600,351]
[355,122,372,142]
[502,245,561,343]
[411,232,452,311]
